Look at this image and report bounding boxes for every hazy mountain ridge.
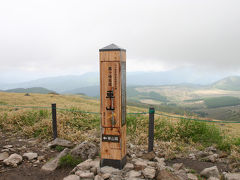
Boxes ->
[212,76,240,91]
[0,69,225,93]
[3,87,56,94]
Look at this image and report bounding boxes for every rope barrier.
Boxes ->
[0,104,240,123]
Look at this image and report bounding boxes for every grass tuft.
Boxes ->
[59,154,82,168]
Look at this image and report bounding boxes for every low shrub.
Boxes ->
[59,154,82,168]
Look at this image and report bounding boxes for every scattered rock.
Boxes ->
[141,151,155,161]
[48,138,74,148]
[187,173,198,180]
[72,159,100,173]
[38,155,45,162]
[142,167,156,179]
[23,152,38,160]
[123,163,134,171]
[224,172,240,180]
[70,141,98,160]
[200,166,220,178]
[127,170,141,178]
[63,175,80,180]
[1,149,9,152]
[155,157,165,164]
[172,163,184,170]
[175,169,188,180]
[101,173,111,179]
[134,159,148,171]
[3,153,22,167]
[75,171,94,180]
[219,152,228,158]
[0,152,9,161]
[90,167,97,175]
[94,175,104,180]
[189,153,196,160]
[100,166,121,175]
[3,145,13,149]
[196,151,209,158]
[208,177,220,180]
[156,169,181,180]
[41,148,69,171]
[202,154,218,163]
[205,146,217,153]
[155,157,166,170]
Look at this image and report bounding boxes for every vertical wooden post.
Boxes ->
[52,103,57,139]
[99,44,127,169]
[148,107,155,152]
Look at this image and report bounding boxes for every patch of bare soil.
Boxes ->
[166,158,229,173]
[0,130,71,180]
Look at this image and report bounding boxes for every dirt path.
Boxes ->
[0,131,71,180]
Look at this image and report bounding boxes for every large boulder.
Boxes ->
[70,141,98,160]
[200,166,220,178]
[41,148,69,171]
[3,153,22,167]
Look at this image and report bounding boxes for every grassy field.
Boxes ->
[1,92,240,160]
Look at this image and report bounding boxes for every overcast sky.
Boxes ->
[0,0,240,83]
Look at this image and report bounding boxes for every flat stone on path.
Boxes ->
[41,148,69,171]
[48,138,74,148]
[23,152,38,160]
[0,152,9,161]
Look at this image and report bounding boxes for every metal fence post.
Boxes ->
[52,103,57,139]
[148,107,155,152]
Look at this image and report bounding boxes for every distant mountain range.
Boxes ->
[1,87,56,94]
[0,68,225,93]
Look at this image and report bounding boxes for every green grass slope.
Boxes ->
[204,96,240,108]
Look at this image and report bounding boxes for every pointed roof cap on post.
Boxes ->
[99,43,126,52]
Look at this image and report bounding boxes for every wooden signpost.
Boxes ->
[99,44,127,169]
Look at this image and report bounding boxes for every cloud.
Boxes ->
[0,0,240,82]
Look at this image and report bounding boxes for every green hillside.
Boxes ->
[4,87,56,94]
[212,76,240,91]
[204,96,240,108]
